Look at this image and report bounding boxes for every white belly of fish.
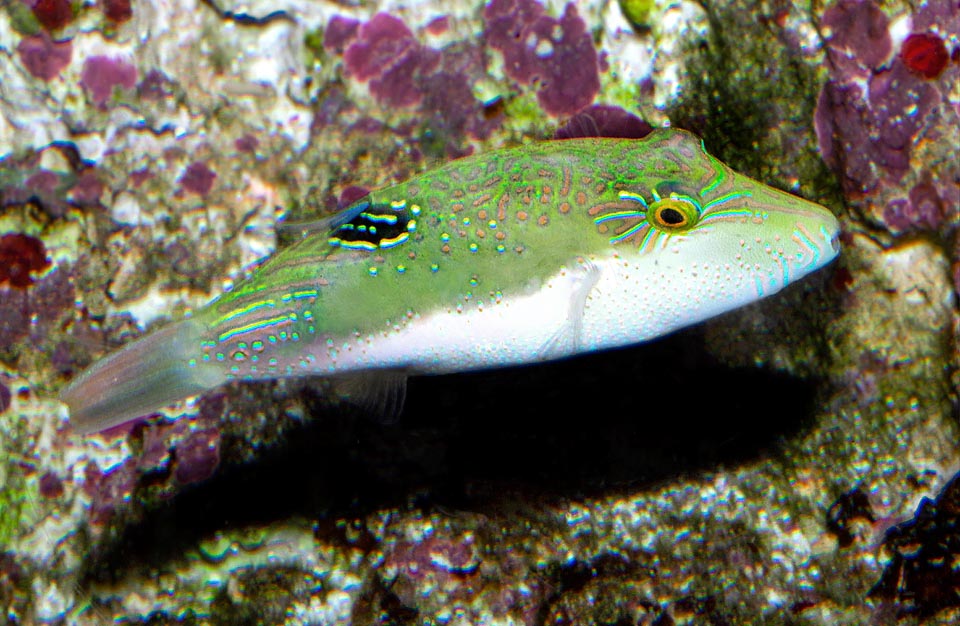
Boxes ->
[321,251,758,375]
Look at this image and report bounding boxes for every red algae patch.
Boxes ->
[101,0,133,24]
[0,233,52,289]
[901,32,949,79]
[31,0,74,32]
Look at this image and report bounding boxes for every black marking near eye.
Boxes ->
[328,200,420,251]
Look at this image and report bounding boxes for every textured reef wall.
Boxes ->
[0,0,958,624]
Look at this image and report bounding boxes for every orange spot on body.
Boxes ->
[473,193,492,207]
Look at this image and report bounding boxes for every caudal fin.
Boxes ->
[60,319,225,434]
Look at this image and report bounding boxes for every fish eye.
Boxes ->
[648,196,700,231]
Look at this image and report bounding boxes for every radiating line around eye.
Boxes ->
[593,210,647,225]
[703,190,751,211]
[609,222,648,244]
[668,194,702,212]
[699,208,754,224]
[617,191,649,208]
[700,150,726,196]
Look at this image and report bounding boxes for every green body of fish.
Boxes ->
[61,129,840,433]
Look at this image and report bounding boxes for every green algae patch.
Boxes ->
[618,0,656,33]
[0,411,34,549]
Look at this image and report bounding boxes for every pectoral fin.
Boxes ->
[536,258,602,361]
[328,370,409,424]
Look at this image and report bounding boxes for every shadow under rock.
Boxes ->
[82,327,820,585]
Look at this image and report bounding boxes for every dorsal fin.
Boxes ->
[277,198,373,237]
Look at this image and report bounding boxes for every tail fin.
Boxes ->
[60,319,225,434]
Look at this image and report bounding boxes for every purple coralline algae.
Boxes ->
[16,33,72,81]
[0,145,102,217]
[38,471,65,499]
[330,11,501,156]
[338,185,370,209]
[323,15,360,55]
[343,13,437,109]
[91,396,228,517]
[67,168,104,207]
[172,427,221,485]
[554,104,652,139]
[0,380,10,414]
[883,174,948,233]
[179,161,217,197]
[484,0,601,117]
[84,458,138,525]
[0,267,74,357]
[80,55,138,107]
[235,134,259,154]
[815,0,959,236]
[376,523,541,623]
[136,68,174,101]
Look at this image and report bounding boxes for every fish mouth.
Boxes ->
[782,192,841,264]
[818,209,841,261]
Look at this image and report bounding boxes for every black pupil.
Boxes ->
[659,207,685,225]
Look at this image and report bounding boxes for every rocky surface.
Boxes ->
[0,0,957,623]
